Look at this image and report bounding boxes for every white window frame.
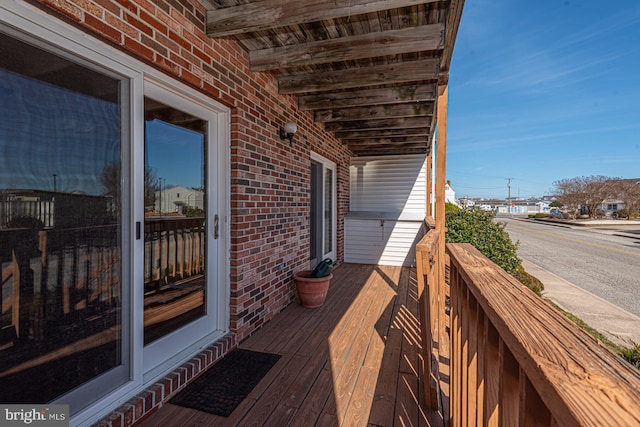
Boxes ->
[0,3,230,426]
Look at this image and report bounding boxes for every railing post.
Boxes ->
[416,226,441,410]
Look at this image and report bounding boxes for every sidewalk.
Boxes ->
[523,259,640,348]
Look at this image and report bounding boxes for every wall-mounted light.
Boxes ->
[279,121,297,145]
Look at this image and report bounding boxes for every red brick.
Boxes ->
[84,12,122,43]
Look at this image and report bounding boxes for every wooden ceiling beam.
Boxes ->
[334,127,430,140]
[345,136,428,145]
[351,145,429,156]
[205,0,444,37]
[279,58,439,94]
[298,83,436,110]
[324,116,430,132]
[315,102,433,122]
[250,24,443,71]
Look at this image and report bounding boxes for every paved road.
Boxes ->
[500,218,640,318]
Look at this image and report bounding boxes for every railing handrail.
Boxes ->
[447,242,640,426]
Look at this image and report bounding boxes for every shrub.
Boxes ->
[445,202,461,213]
[445,208,521,275]
[620,342,640,369]
[529,213,550,218]
[513,265,544,296]
[613,209,639,219]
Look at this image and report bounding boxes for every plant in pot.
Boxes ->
[293,258,334,308]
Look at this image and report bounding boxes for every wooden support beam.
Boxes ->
[299,84,437,110]
[426,154,433,217]
[434,83,448,419]
[279,59,439,94]
[205,0,443,37]
[335,127,430,140]
[351,146,428,156]
[344,136,428,146]
[324,116,430,132]
[250,24,443,71]
[315,102,433,123]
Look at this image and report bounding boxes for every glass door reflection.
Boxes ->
[143,98,206,345]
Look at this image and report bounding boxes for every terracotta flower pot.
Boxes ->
[293,270,332,308]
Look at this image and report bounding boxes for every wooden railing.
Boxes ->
[416,231,640,426]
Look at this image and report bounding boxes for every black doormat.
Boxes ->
[169,348,281,417]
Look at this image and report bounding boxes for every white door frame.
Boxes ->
[310,152,337,266]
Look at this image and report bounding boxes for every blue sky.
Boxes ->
[146,119,204,190]
[447,0,640,200]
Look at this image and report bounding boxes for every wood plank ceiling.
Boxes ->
[201,0,464,156]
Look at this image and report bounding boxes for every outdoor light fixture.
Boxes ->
[279,121,298,145]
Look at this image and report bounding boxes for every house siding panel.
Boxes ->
[346,154,426,266]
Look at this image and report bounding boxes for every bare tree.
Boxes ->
[101,162,159,209]
[553,177,584,219]
[583,176,619,218]
[553,175,619,218]
[614,179,640,219]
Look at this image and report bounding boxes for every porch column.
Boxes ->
[435,85,447,249]
[426,154,433,219]
[435,84,449,414]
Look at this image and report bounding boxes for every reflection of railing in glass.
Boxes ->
[143,217,206,344]
[0,224,121,403]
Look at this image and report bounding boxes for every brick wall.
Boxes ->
[31,0,350,360]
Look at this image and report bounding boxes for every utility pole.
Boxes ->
[506,177,513,215]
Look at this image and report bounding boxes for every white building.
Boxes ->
[155,185,204,214]
[445,180,457,205]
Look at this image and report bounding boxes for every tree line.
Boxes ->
[553,175,640,219]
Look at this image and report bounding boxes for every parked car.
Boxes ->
[549,208,564,218]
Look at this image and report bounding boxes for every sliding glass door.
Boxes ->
[0,29,130,414]
[142,80,222,374]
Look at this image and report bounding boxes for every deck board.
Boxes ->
[139,264,446,427]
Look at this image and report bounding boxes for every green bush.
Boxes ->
[513,265,544,296]
[528,213,550,219]
[620,342,640,369]
[613,209,639,219]
[445,208,521,275]
[445,202,461,213]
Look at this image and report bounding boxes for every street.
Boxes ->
[500,217,640,318]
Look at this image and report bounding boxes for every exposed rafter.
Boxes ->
[315,102,433,122]
[334,127,430,140]
[201,0,463,156]
[323,116,431,132]
[205,0,444,37]
[279,59,439,94]
[250,24,443,71]
[298,84,436,111]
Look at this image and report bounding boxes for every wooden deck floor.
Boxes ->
[140,264,446,427]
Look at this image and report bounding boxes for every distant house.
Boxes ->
[535,201,551,213]
[445,180,457,205]
[600,199,625,216]
[155,185,204,214]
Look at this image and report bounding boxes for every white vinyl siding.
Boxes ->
[346,154,427,266]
